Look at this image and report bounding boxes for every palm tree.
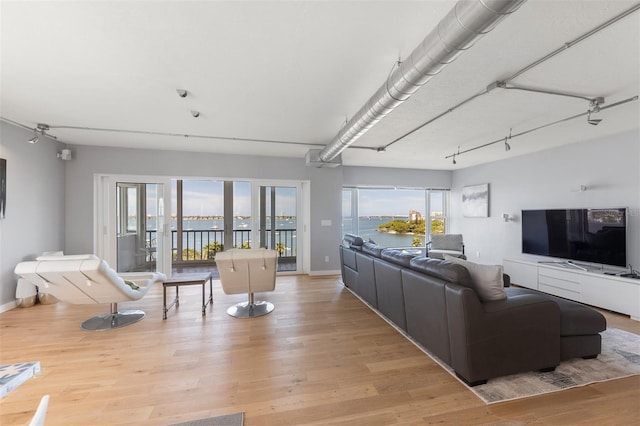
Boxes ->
[203,242,222,259]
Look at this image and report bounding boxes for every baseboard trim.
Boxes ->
[308,269,341,277]
[0,300,18,314]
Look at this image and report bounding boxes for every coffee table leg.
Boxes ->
[163,284,167,320]
[208,276,213,305]
[202,281,206,316]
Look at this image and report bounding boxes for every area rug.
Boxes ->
[169,412,244,426]
[469,328,640,403]
[0,361,41,398]
[406,322,640,404]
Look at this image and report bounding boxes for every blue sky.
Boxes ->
[142,182,441,218]
[172,180,297,216]
[343,188,443,217]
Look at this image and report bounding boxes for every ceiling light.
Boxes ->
[452,155,456,165]
[191,110,200,118]
[176,89,188,98]
[587,111,602,126]
[587,97,604,125]
[27,123,51,144]
[504,139,511,151]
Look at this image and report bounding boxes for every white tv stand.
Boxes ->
[503,258,640,321]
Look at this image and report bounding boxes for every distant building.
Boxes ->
[408,209,424,222]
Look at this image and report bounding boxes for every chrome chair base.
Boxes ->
[227,301,274,318]
[81,310,146,331]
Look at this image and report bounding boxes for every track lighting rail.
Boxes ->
[444,95,638,162]
[489,82,599,103]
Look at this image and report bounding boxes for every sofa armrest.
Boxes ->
[446,284,561,385]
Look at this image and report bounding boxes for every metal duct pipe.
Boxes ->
[318,0,527,163]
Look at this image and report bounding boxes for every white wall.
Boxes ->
[451,130,640,269]
[0,123,66,309]
[64,145,343,273]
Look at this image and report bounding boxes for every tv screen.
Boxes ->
[522,208,627,267]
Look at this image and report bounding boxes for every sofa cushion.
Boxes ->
[409,257,473,286]
[343,234,364,249]
[362,242,384,258]
[444,255,506,302]
[431,234,463,250]
[506,287,606,335]
[381,249,416,267]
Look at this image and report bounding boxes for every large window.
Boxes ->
[342,187,449,248]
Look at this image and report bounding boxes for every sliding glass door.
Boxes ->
[97,176,170,275]
[97,176,307,276]
[254,183,301,273]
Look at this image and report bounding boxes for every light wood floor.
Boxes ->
[1,275,638,425]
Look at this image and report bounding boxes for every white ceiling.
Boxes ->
[1,1,638,170]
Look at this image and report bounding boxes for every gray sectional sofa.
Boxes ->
[339,234,606,386]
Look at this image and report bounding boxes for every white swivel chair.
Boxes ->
[28,395,49,426]
[426,234,466,260]
[215,249,277,318]
[14,254,166,330]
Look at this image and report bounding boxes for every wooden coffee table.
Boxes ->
[162,272,213,320]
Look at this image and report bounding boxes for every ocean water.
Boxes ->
[343,217,425,248]
[136,216,423,253]
[138,217,297,253]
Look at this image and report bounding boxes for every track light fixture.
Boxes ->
[27,123,51,144]
[27,132,39,144]
[176,89,188,98]
[191,110,200,118]
[504,128,512,151]
[587,97,604,126]
[452,154,456,165]
[587,111,602,126]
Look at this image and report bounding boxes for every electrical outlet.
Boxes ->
[325,256,329,262]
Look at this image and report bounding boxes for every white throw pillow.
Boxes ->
[443,255,506,302]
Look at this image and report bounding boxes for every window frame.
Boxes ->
[341,186,450,248]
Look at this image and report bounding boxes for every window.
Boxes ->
[116,184,138,235]
[429,190,448,235]
[341,187,449,248]
[341,188,356,236]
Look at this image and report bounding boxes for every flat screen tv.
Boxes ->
[522,208,627,267]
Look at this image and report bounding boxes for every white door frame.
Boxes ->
[95,174,172,277]
[251,179,308,275]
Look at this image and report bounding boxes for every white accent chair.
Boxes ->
[14,254,166,330]
[215,249,277,318]
[28,395,49,426]
[426,234,466,260]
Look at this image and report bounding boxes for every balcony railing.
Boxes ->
[145,228,297,263]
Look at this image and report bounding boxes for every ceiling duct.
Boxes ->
[317,0,527,164]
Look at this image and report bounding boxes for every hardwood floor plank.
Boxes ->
[1,275,638,425]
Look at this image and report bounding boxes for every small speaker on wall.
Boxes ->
[57,149,72,161]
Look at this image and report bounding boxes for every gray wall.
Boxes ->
[64,145,343,273]
[451,130,640,269]
[0,123,66,309]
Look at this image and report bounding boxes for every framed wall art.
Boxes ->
[462,183,489,218]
